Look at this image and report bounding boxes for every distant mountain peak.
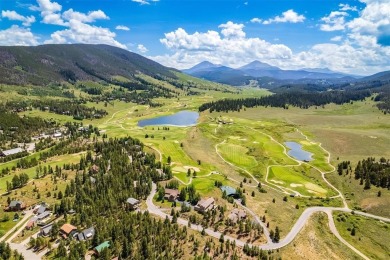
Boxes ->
[239,60,280,71]
[182,61,224,74]
[189,61,219,69]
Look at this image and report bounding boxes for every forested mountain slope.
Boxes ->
[0,44,177,85]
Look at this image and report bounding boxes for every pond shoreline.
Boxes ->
[138,110,199,127]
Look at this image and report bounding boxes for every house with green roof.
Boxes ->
[94,241,110,255]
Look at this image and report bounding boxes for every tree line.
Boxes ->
[199,90,372,113]
[338,157,390,190]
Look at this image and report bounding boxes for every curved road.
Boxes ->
[4,125,389,259]
[146,125,390,259]
[147,182,389,254]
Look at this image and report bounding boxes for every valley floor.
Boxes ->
[1,92,389,259]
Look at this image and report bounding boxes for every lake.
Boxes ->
[138,110,199,127]
[285,141,313,161]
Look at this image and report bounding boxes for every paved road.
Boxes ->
[147,183,390,253]
[0,210,34,243]
[0,209,41,260]
[148,128,390,258]
[326,211,370,260]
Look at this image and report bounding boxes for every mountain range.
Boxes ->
[182,60,360,86]
[0,44,388,89]
[0,44,177,86]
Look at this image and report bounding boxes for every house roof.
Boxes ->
[1,148,24,156]
[231,208,247,219]
[197,198,215,208]
[26,220,35,228]
[82,227,95,239]
[228,213,238,223]
[37,211,51,220]
[41,224,53,235]
[36,206,46,214]
[9,200,23,207]
[164,189,179,197]
[126,198,140,205]
[60,223,77,234]
[77,233,85,241]
[95,241,110,253]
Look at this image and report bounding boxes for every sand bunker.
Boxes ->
[305,183,327,193]
[290,183,304,188]
[174,140,179,144]
[369,136,377,139]
[270,180,284,184]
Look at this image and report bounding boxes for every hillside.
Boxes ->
[359,70,390,82]
[0,44,177,85]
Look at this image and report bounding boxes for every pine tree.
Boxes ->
[274,226,280,242]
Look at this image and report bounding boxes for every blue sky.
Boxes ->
[0,0,389,75]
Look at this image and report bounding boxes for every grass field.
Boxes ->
[268,166,330,197]
[0,212,21,237]
[3,83,388,255]
[278,212,360,259]
[218,143,258,169]
[206,98,390,215]
[0,153,83,192]
[333,212,390,259]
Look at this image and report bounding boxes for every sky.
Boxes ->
[0,0,389,75]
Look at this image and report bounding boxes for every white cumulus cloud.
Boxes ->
[28,0,127,49]
[155,21,292,69]
[116,25,130,31]
[32,0,67,26]
[132,0,158,5]
[339,3,358,11]
[137,44,148,53]
[44,19,127,49]
[263,9,305,24]
[250,18,262,23]
[218,21,245,38]
[320,11,348,31]
[1,10,36,26]
[0,25,39,46]
[330,35,343,41]
[62,9,109,23]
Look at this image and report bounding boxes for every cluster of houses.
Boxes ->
[0,129,68,158]
[39,222,96,242]
[26,203,52,230]
[163,188,216,214]
[32,130,65,141]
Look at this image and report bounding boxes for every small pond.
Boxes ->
[284,141,313,162]
[138,110,199,127]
